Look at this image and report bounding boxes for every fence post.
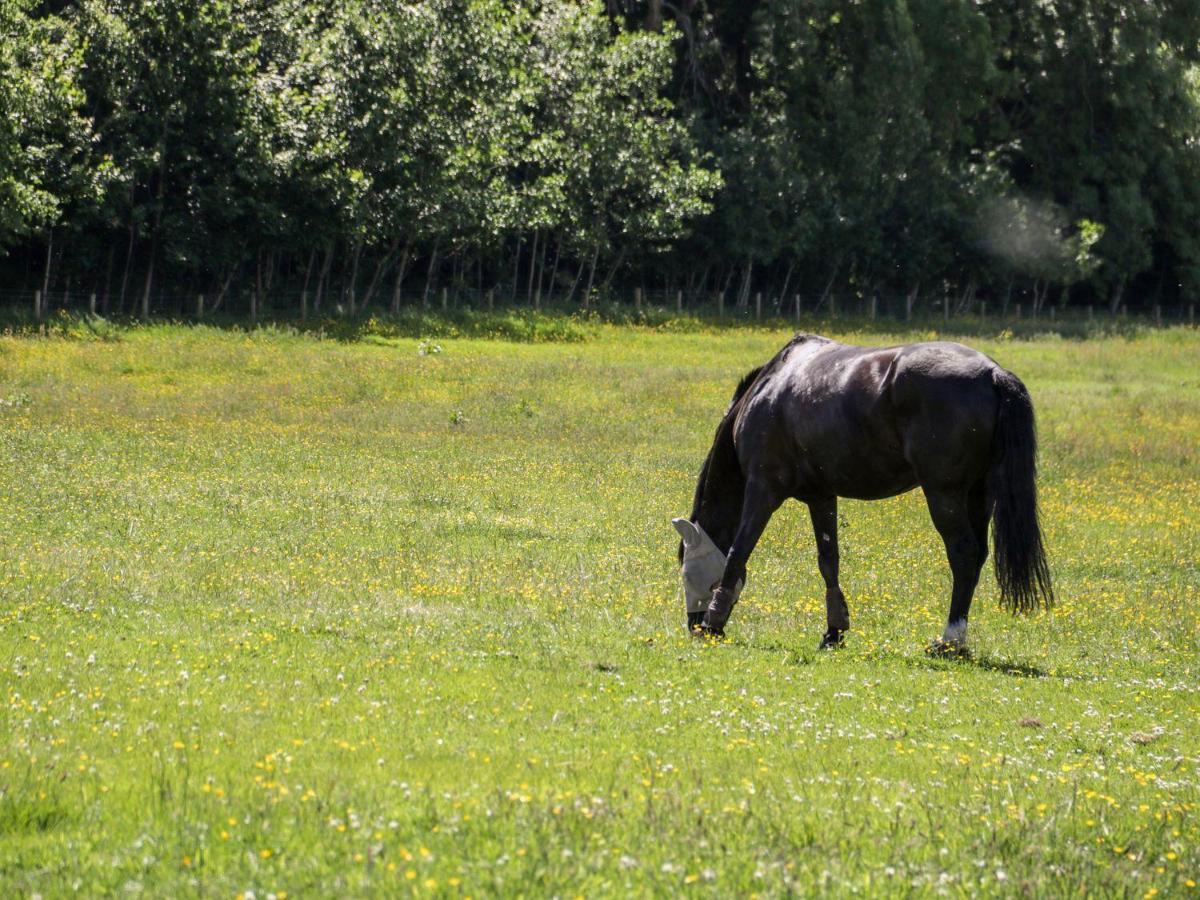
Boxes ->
[487,288,494,311]
[1189,303,1195,326]
[298,291,305,323]
[794,294,801,323]
[635,287,642,311]
[676,290,682,314]
[89,292,97,316]
[1015,303,1021,321]
[755,292,762,321]
[250,290,257,325]
[197,294,205,319]
[1049,306,1056,323]
[441,287,448,311]
[1154,304,1162,327]
[981,301,987,320]
[1120,304,1127,318]
[534,284,541,310]
[717,292,724,319]
[1087,305,1094,322]
[34,290,42,322]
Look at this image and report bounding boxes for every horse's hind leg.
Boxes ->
[924,484,988,653]
[809,498,849,649]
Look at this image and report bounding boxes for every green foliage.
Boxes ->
[2,1,1200,310]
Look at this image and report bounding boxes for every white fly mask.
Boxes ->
[672,518,742,615]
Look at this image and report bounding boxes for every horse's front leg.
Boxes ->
[809,498,850,649]
[701,479,783,636]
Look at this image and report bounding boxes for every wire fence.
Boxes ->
[1,284,1197,328]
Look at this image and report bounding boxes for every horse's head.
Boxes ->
[672,517,739,627]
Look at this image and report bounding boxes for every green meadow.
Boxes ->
[1,315,1197,897]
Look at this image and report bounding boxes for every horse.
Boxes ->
[673,333,1052,653]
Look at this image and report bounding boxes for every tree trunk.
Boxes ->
[423,239,440,308]
[819,257,841,311]
[141,136,167,321]
[543,236,560,305]
[101,241,114,315]
[391,244,412,314]
[565,254,586,306]
[526,230,540,306]
[1104,278,1123,316]
[583,243,600,307]
[600,245,626,294]
[737,255,753,309]
[777,261,795,311]
[363,238,401,309]
[42,228,54,303]
[346,239,363,315]
[301,248,316,299]
[314,242,334,313]
[511,233,522,303]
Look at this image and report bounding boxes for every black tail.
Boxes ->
[989,368,1054,613]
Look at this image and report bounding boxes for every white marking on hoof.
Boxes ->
[941,620,968,648]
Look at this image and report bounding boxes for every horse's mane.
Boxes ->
[688,364,764,526]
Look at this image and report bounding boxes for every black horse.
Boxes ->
[673,334,1052,651]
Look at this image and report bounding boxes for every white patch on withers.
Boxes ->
[672,518,742,614]
[941,619,968,649]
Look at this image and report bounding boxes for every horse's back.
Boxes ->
[890,342,1000,486]
[734,336,1004,499]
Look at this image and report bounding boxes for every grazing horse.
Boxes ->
[673,334,1052,652]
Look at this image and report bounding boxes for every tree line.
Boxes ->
[3,0,1199,318]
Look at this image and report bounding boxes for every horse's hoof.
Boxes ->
[926,639,971,660]
[697,623,725,639]
[818,629,845,650]
[686,612,705,633]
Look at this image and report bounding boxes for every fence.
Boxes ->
[1,285,1197,328]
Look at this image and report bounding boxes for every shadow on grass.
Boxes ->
[3,304,1190,346]
[912,651,1051,679]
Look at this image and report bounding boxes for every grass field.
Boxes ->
[1,314,1197,896]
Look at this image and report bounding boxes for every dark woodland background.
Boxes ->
[4,1,1200,320]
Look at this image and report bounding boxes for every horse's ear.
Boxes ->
[672,517,699,546]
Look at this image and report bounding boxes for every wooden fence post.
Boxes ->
[1189,303,1195,326]
[1087,305,1094,322]
[717,292,724,319]
[34,290,42,322]
[755,292,762,321]
[1154,304,1162,327]
[981,301,987,320]
[487,288,494,311]
[794,294,801,323]
[869,294,877,320]
[1049,306,1056,322]
[441,287,448,311]
[197,294,205,319]
[89,293,97,316]
[676,290,682,313]
[1015,303,1021,320]
[635,287,642,310]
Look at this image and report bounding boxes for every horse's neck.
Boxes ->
[692,419,745,554]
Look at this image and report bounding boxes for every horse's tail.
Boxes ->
[988,368,1054,613]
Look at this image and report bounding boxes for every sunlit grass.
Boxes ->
[1,318,1197,895]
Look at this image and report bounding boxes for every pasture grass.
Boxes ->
[0,315,1197,896]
